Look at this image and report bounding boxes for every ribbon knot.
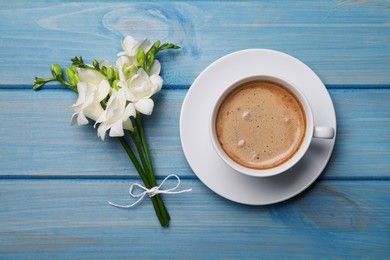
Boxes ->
[108,174,192,208]
[146,186,160,197]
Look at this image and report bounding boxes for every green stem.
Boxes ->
[118,137,150,188]
[135,113,154,184]
[119,136,170,226]
[155,195,170,223]
[33,77,56,90]
[152,196,169,226]
[130,130,150,178]
[33,76,78,93]
[57,77,77,93]
[35,77,56,83]
[134,114,171,222]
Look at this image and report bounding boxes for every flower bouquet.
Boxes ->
[33,36,190,227]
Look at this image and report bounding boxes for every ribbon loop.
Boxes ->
[108,174,192,208]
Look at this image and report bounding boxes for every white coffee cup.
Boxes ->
[209,75,334,177]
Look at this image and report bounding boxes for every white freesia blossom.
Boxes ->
[70,36,168,139]
[98,59,114,69]
[71,69,110,126]
[148,59,161,76]
[116,56,138,81]
[117,35,151,57]
[118,68,163,115]
[77,68,106,87]
[95,88,136,141]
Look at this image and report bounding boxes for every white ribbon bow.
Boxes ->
[108,174,192,208]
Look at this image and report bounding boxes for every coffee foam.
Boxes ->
[216,80,306,170]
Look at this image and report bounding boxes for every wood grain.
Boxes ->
[0,88,389,179]
[0,1,389,259]
[0,179,389,258]
[0,1,389,86]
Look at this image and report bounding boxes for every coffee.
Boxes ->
[215,80,306,170]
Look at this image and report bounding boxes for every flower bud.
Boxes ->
[33,82,45,90]
[66,67,78,86]
[33,77,42,84]
[51,64,63,78]
[101,66,107,76]
[92,59,100,70]
[136,48,145,67]
[74,72,81,83]
[122,64,138,80]
[112,79,120,91]
[114,69,119,81]
[107,67,116,80]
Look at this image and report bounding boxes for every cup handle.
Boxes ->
[313,126,334,139]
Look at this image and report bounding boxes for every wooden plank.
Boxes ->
[0,179,389,258]
[0,88,389,179]
[0,1,389,86]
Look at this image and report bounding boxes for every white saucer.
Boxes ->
[179,49,337,205]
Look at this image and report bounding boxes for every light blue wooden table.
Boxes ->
[1,1,389,259]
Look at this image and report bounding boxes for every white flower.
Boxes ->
[71,69,110,125]
[78,68,107,87]
[116,56,138,82]
[148,58,161,76]
[95,88,136,141]
[117,36,151,57]
[115,35,163,116]
[116,52,161,78]
[98,59,113,69]
[118,68,163,115]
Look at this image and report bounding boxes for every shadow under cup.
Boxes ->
[209,75,334,177]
